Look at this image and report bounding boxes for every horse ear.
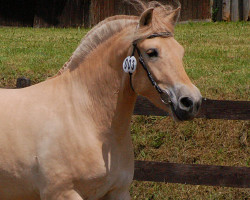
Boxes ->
[138,8,154,28]
[166,7,181,27]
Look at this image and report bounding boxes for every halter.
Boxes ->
[124,32,173,105]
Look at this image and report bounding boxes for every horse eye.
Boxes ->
[146,49,158,58]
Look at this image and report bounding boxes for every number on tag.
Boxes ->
[123,56,137,73]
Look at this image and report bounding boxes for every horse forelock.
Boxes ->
[55,0,179,76]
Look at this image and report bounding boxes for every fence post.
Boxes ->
[243,0,250,21]
[83,0,91,28]
[231,0,239,21]
[222,0,231,21]
[16,77,31,88]
[213,0,223,21]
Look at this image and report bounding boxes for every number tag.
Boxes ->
[123,56,137,73]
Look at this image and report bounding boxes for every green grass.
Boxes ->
[0,22,249,199]
[175,22,249,101]
[0,27,90,86]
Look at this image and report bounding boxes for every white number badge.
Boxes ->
[123,56,137,73]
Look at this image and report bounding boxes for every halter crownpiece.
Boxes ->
[122,31,173,105]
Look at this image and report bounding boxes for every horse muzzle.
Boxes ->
[164,85,202,121]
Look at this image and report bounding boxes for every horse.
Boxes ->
[0,1,202,199]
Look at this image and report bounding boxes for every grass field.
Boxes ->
[0,22,249,199]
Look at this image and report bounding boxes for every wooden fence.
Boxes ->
[16,77,250,188]
[1,0,249,27]
[213,0,250,21]
[0,0,211,28]
[90,0,211,26]
[134,96,250,188]
[134,161,250,188]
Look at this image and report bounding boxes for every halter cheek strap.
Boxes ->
[132,43,163,94]
[124,32,173,105]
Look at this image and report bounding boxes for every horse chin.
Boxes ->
[168,105,182,122]
[168,103,195,122]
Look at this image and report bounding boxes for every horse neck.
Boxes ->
[65,30,137,140]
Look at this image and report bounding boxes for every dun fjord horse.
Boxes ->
[0,1,202,199]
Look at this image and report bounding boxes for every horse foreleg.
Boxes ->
[40,190,83,200]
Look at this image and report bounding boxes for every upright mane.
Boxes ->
[55,0,180,76]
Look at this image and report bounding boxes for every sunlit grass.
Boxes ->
[0,27,89,85]
[175,22,249,100]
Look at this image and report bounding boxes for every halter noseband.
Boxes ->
[126,32,173,105]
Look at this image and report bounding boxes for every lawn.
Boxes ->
[0,22,249,199]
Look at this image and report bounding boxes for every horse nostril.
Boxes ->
[179,97,194,109]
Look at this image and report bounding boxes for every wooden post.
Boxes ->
[192,0,198,20]
[55,0,85,28]
[210,0,214,20]
[231,0,239,21]
[213,0,223,21]
[33,0,59,28]
[243,0,250,21]
[90,0,97,26]
[180,0,188,21]
[222,0,231,21]
[83,0,91,28]
[16,77,31,88]
[90,0,115,27]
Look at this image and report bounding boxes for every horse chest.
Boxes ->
[74,157,134,199]
[39,130,134,199]
[73,139,134,198]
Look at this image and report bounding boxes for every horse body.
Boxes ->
[0,27,136,199]
[0,1,202,199]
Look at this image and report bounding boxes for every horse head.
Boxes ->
[128,4,202,121]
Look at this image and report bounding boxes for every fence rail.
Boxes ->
[134,160,250,188]
[133,96,249,188]
[134,96,250,120]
